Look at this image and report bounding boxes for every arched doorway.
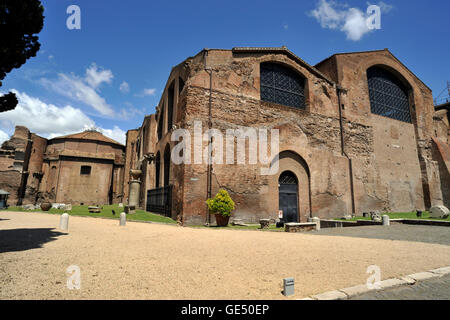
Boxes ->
[279,171,299,223]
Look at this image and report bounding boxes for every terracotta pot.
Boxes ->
[215,214,230,227]
[40,202,52,211]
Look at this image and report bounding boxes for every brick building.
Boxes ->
[124,47,449,225]
[0,127,125,206]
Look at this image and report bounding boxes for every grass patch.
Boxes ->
[335,211,450,222]
[4,204,177,224]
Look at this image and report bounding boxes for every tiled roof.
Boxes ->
[51,130,123,146]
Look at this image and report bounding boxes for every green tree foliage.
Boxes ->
[0,0,44,112]
[206,189,235,217]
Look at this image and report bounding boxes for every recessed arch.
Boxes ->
[270,150,312,221]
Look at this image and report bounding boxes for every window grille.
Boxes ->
[279,171,298,185]
[260,63,305,109]
[367,66,411,123]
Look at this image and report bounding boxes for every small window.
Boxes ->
[80,166,91,175]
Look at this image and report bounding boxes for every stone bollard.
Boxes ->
[59,213,69,231]
[382,215,390,226]
[120,212,126,226]
[312,217,321,231]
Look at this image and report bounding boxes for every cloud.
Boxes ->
[341,8,369,41]
[0,129,9,145]
[40,72,115,116]
[136,88,157,97]
[97,126,126,145]
[309,0,392,41]
[0,90,126,145]
[119,81,130,93]
[376,1,393,13]
[85,63,114,90]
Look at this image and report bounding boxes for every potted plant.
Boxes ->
[206,189,235,227]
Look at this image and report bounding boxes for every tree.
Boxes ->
[0,0,44,112]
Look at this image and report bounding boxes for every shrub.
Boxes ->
[206,189,235,217]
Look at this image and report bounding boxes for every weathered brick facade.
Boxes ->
[123,47,449,225]
[0,129,125,206]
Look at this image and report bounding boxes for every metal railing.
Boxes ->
[146,185,172,217]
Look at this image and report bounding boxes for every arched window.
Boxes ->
[155,152,161,188]
[260,62,306,109]
[167,82,175,131]
[163,144,171,186]
[279,171,298,185]
[367,66,411,123]
[179,77,185,94]
[157,105,164,141]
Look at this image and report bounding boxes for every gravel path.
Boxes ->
[1,211,450,300]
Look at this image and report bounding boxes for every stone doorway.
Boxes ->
[279,171,299,223]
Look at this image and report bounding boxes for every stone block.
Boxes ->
[259,219,270,229]
[311,290,348,300]
[124,205,136,214]
[339,284,375,297]
[88,206,101,213]
[429,206,450,219]
[429,266,450,275]
[407,272,439,281]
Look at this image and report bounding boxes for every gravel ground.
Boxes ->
[1,211,450,300]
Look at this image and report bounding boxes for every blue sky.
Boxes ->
[1,0,449,144]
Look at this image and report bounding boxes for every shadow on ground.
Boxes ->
[311,225,450,246]
[0,228,66,253]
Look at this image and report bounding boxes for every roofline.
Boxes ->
[315,48,432,92]
[232,46,335,85]
[435,101,450,111]
[49,134,124,147]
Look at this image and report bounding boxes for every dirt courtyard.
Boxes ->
[1,211,449,300]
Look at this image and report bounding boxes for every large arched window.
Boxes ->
[260,62,306,109]
[163,144,171,186]
[367,66,411,123]
[157,105,164,141]
[167,82,175,131]
[155,152,161,188]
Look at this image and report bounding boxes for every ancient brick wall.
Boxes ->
[131,48,445,224]
[316,50,442,212]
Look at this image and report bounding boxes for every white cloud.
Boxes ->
[0,129,9,145]
[97,126,126,145]
[309,0,392,41]
[0,90,126,145]
[119,81,130,93]
[85,63,114,90]
[341,8,369,41]
[139,88,157,96]
[376,1,393,13]
[40,73,115,116]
